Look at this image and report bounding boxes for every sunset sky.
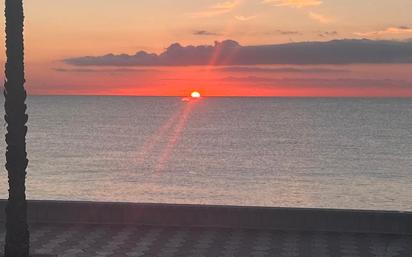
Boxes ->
[1,0,412,96]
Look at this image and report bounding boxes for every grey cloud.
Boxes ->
[276,30,301,35]
[64,39,412,67]
[193,30,220,36]
[216,66,349,73]
[53,68,159,73]
[220,76,412,88]
[318,31,338,37]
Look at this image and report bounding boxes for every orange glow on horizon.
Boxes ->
[23,64,412,98]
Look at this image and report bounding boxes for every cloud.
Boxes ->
[53,68,159,73]
[193,30,220,36]
[219,76,412,89]
[355,26,412,37]
[234,15,257,21]
[213,1,238,9]
[308,12,333,24]
[318,31,338,37]
[216,66,349,73]
[263,0,322,8]
[276,30,302,35]
[190,1,238,18]
[64,39,412,67]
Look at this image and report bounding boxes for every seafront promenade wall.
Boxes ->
[0,200,410,235]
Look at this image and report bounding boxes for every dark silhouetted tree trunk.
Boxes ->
[4,0,30,256]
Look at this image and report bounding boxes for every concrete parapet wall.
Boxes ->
[0,200,410,235]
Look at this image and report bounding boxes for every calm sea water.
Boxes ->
[0,96,411,211]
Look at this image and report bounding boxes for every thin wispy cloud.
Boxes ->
[355,26,412,37]
[219,77,412,90]
[263,0,322,8]
[275,30,302,35]
[53,68,159,73]
[190,1,238,18]
[308,11,333,24]
[235,15,257,21]
[193,30,220,36]
[213,1,238,9]
[318,31,338,37]
[216,66,349,73]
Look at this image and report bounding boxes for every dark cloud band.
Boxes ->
[64,39,412,67]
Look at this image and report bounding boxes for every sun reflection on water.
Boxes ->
[135,98,200,172]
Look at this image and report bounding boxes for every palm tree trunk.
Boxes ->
[4,0,30,256]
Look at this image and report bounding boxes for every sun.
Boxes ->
[191,91,201,98]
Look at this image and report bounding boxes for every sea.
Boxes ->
[0,96,411,211]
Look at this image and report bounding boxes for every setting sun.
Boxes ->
[191,91,201,98]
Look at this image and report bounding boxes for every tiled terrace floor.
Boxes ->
[0,224,411,257]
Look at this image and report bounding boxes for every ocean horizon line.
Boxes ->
[24,94,412,99]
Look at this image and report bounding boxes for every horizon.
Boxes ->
[22,94,412,99]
